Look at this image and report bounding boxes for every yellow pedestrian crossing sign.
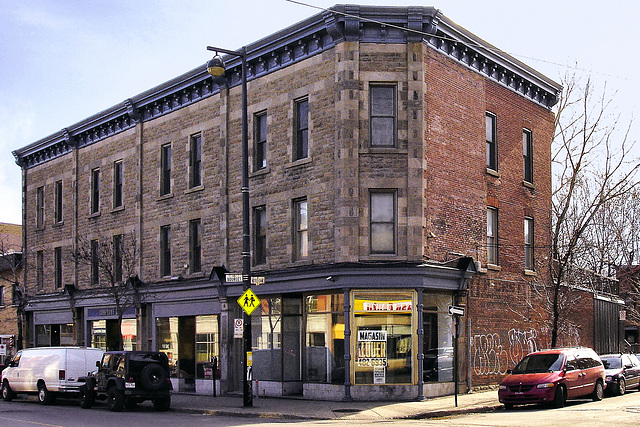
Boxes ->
[237,288,261,315]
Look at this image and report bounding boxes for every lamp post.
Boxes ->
[206,45,252,407]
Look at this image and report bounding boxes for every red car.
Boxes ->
[498,347,605,409]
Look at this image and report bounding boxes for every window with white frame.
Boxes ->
[523,129,533,183]
[487,207,498,265]
[293,198,308,260]
[370,191,396,254]
[524,217,534,270]
[370,85,396,147]
[486,113,497,171]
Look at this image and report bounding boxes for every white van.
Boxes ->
[1,347,103,404]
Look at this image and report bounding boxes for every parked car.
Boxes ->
[599,353,640,395]
[79,351,172,412]
[498,347,605,409]
[1,347,103,404]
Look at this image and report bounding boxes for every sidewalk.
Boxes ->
[169,389,503,420]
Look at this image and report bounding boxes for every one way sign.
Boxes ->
[448,305,465,316]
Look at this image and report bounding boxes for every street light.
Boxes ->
[206,45,252,408]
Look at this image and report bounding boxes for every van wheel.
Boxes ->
[617,378,626,396]
[79,386,95,409]
[2,381,15,401]
[592,380,604,401]
[553,385,565,408]
[107,386,124,412]
[38,382,54,405]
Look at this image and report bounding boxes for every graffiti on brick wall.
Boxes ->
[472,328,545,376]
[507,329,539,367]
[471,333,509,375]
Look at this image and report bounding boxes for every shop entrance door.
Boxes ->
[177,316,196,392]
[281,297,302,395]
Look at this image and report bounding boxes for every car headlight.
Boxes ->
[606,376,612,381]
[536,383,555,389]
[499,385,507,390]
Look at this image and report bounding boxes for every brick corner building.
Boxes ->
[13,5,561,399]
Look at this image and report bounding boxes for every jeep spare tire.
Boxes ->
[140,363,167,390]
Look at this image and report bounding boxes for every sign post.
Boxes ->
[448,305,465,407]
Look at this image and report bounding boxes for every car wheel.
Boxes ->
[140,363,167,391]
[553,385,566,408]
[153,396,171,411]
[2,381,15,401]
[38,382,55,405]
[617,378,626,396]
[592,380,604,401]
[79,386,95,409]
[107,386,124,412]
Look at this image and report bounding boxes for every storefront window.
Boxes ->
[252,297,282,381]
[423,293,453,382]
[60,324,74,346]
[90,320,106,349]
[305,294,344,384]
[353,291,413,384]
[35,325,51,347]
[156,317,179,377]
[195,315,219,379]
[89,319,137,351]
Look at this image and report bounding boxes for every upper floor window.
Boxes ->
[36,186,45,228]
[54,246,62,288]
[293,198,308,260]
[189,218,202,273]
[370,191,396,254]
[160,225,171,277]
[113,160,123,208]
[487,207,498,265]
[294,98,308,160]
[91,239,99,285]
[113,234,123,283]
[36,250,44,289]
[189,134,202,188]
[54,180,63,223]
[254,206,266,265]
[524,217,534,270]
[160,143,172,196]
[523,129,533,183]
[254,112,267,170]
[91,168,100,214]
[370,85,396,147]
[486,113,497,171]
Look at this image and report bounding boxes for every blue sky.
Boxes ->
[1,0,637,224]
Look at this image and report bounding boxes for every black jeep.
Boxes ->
[79,351,172,412]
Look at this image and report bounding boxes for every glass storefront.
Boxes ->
[35,324,74,347]
[423,293,454,382]
[305,294,344,384]
[353,291,413,384]
[89,319,137,351]
[156,315,219,381]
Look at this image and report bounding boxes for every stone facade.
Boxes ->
[13,5,562,398]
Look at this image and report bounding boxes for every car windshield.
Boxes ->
[512,353,564,374]
[601,357,622,369]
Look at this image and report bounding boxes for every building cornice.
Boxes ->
[13,4,561,169]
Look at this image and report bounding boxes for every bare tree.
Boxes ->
[72,232,142,351]
[549,73,640,347]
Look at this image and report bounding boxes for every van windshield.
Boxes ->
[512,354,564,374]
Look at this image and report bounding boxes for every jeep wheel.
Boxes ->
[107,387,124,412]
[140,363,167,391]
[592,380,604,401]
[2,381,15,401]
[153,396,171,412]
[37,382,55,405]
[79,386,95,409]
